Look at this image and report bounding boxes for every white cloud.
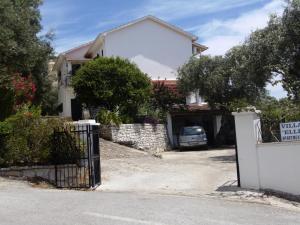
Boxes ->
[193,0,285,55]
[137,0,263,21]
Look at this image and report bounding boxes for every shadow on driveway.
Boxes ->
[209,154,236,163]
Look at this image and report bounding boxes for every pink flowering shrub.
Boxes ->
[12,74,36,108]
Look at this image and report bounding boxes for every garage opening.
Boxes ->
[167,105,235,149]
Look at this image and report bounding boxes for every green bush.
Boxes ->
[0,105,82,167]
[96,109,122,125]
[257,97,300,142]
[72,57,151,122]
[50,129,83,165]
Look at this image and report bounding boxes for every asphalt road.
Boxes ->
[0,180,299,225]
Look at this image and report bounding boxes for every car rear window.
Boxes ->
[181,127,204,136]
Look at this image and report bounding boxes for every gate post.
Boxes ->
[73,120,101,188]
[232,111,261,190]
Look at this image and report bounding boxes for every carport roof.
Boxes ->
[170,104,226,115]
[172,103,211,111]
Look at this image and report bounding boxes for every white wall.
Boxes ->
[257,142,300,195]
[186,90,206,105]
[58,60,75,118]
[233,111,300,196]
[58,86,74,118]
[104,19,193,80]
[233,112,261,189]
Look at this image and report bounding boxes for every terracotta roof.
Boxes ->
[152,80,179,94]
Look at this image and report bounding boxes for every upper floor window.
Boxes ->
[58,70,62,82]
[71,64,81,76]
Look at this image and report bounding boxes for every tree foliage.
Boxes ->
[0,70,14,121]
[136,81,186,123]
[257,96,300,142]
[72,57,151,122]
[178,55,266,109]
[151,81,185,113]
[242,0,300,100]
[178,0,300,109]
[278,0,300,100]
[0,0,54,120]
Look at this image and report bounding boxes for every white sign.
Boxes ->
[280,121,300,142]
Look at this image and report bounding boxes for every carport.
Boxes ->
[167,104,235,148]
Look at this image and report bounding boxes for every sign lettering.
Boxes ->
[280,121,300,142]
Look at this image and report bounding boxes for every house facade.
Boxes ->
[53,15,231,148]
[53,15,207,119]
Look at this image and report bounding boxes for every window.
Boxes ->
[71,64,81,76]
[181,127,205,136]
[58,70,62,83]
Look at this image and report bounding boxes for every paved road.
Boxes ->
[0,179,299,225]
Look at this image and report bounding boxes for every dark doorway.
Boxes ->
[71,98,82,121]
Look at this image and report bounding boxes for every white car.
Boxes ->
[179,126,208,150]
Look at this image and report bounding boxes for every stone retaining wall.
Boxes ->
[100,124,170,153]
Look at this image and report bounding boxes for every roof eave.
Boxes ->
[85,35,105,58]
[193,42,209,52]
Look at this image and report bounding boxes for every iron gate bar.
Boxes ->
[53,124,101,189]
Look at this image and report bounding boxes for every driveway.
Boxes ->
[99,139,237,195]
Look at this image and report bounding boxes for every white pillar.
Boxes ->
[232,111,261,189]
[73,120,100,153]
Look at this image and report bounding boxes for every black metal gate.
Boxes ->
[52,124,101,189]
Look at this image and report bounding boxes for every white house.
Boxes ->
[53,15,208,119]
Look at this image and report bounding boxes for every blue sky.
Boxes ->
[40,0,287,98]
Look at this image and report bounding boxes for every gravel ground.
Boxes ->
[99,138,237,195]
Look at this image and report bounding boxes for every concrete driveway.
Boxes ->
[99,139,237,195]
